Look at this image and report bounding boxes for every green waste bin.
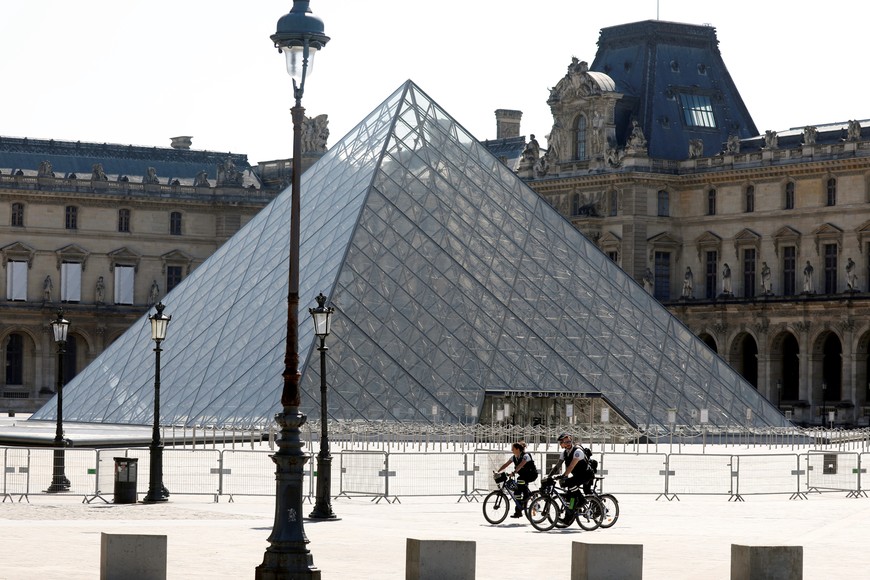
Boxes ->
[113,457,138,504]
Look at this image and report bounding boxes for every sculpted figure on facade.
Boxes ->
[43,275,53,302]
[688,139,704,159]
[37,160,54,178]
[545,121,564,165]
[301,114,329,154]
[143,167,159,185]
[95,276,105,305]
[642,268,654,294]
[605,146,623,168]
[725,134,741,154]
[760,262,772,295]
[194,170,209,187]
[847,120,862,142]
[764,130,778,149]
[682,267,694,298]
[521,134,540,162]
[625,120,647,154]
[591,110,605,154]
[533,153,549,178]
[148,280,160,305]
[803,260,815,293]
[721,263,732,295]
[217,158,243,187]
[846,257,858,291]
[549,58,602,103]
[91,163,108,181]
[802,125,818,145]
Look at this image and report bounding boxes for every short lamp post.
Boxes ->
[143,302,171,503]
[47,309,70,493]
[309,293,336,520]
[821,381,827,428]
[256,2,329,578]
[776,379,782,409]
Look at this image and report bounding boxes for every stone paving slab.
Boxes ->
[1,491,868,579]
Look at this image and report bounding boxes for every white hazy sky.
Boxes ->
[2,1,868,164]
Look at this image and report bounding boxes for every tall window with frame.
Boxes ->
[114,265,135,305]
[170,211,182,236]
[575,114,587,160]
[679,94,717,128]
[745,185,755,213]
[826,178,837,207]
[657,190,669,217]
[707,188,716,215]
[118,209,131,233]
[166,265,183,293]
[65,206,78,230]
[654,251,671,300]
[11,203,24,227]
[609,190,618,217]
[824,243,838,293]
[743,248,757,297]
[783,246,796,296]
[785,182,795,210]
[571,193,581,216]
[6,260,27,301]
[60,261,82,302]
[705,250,718,299]
[5,333,23,386]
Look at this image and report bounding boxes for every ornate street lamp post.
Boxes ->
[143,302,171,503]
[821,381,827,427]
[47,309,70,493]
[776,379,782,409]
[256,2,329,578]
[308,293,335,520]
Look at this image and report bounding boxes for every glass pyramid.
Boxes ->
[32,81,788,430]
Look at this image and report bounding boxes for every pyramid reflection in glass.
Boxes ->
[32,81,788,430]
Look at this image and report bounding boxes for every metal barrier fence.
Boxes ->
[2,446,869,503]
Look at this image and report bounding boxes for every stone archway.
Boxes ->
[698,332,718,354]
[811,330,843,424]
[769,330,800,403]
[730,332,759,389]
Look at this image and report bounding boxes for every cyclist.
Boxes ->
[553,433,594,520]
[496,440,538,518]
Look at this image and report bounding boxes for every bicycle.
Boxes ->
[588,476,619,529]
[482,471,520,524]
[525,475,605,532]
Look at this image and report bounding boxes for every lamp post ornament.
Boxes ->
[257,2,329,578]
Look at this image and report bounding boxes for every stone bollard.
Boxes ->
[731,544,802,580]
[406,538,475,580]
[571,542,643,580]
[100,533,167,580]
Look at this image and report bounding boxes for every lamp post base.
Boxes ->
[255,408,320,580]
[308,452,336,520]
[46,448,70,492]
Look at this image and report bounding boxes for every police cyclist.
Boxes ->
[553,432,594,518]
[496,440,538,518]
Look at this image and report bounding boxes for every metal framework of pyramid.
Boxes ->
[32,81,788,430]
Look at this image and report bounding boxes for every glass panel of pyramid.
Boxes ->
[32,81,789,430]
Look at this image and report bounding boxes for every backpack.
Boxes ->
[514,452,538,481]
[582,447,598,474]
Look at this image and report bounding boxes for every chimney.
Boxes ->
[170,136,193,150]
[495,109,522,139]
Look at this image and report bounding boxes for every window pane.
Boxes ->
[824,244,837,293]
[65,206,78,230]
[118,209,130,233]
[654,251,670,300]
[170,212,182,235]
[705,251,717,299]
[7,261,27,301]
[114,266,135,305]
[60,262,81,302]
[783,247,796,296]
[5,333,23,385]
[679,94,716,128]
[743,248,756,297]
[576,115,587,160]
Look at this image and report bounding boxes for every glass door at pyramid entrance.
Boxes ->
[479,391,633,429]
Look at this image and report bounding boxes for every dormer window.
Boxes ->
[679,94,716,128]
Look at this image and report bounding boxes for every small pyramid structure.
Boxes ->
[33,81,788,430]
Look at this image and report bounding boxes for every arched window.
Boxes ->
[11,203,24,227]
[785,182,795,209]
[826,178,837,206]
[707,189,717,215]
[657,190,669,217]
[575,115,587,160]
[5,333,23,385]
[745,185,755,213]
[170,211,182,236]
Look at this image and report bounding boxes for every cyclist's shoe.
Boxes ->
[558,509,575,525]
[510,510,523,519]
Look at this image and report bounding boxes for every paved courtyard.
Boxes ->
[1,488,868,579]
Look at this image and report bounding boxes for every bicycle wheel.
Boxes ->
[575,496,605,531]
[528,496,558,532]
[482,490,510,524]
[524,491,543,520]
[597,493,620,528]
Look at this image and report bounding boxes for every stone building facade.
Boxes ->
[494,20,870,426]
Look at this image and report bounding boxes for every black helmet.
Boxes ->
[557,432,570,442]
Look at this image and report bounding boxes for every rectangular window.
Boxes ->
[65,206,78,230]
[11,203,24,227]
[170,212,182,236]
[785,182,795,210]
[576,115,587,160]
[824,243,837,294]
[60,262,81,302]
[6,260,27,301]
[743,248,756,297]
[166,265,183,293]
[707,189,716,216]
[783,247,796,296]
[679,93,717,128]
[657,190,669,217]
[114,265,135,305]
[118,209,130,233]
[654,251,671,300]
[705,251,718,299]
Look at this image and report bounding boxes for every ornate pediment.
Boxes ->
[161,250,194,275]
[695,231,722,262]
[773,226,801,257]
[548,58,616,104]
[0,241,36,268]
[733,228,762,254]
[647,231,682,263]
[857,220,870,253]
[812,223,843,255]
[107,247,142,272]
[55,244,90,270]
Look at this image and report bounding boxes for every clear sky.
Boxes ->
[2,1,867,165]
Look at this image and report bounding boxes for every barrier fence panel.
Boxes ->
[733,454,801,497]
[220,450,274,497]
[162,449,221,497]
[24,448,98,498]
[596,453,667,495]
[472,450,511,494]
[338,451,387,498]
[379,452,467,498]
[806,451,860,494]
[666,454,733,497]
[3,447,31,497]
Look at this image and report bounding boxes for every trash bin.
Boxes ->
[113,457,138,504]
